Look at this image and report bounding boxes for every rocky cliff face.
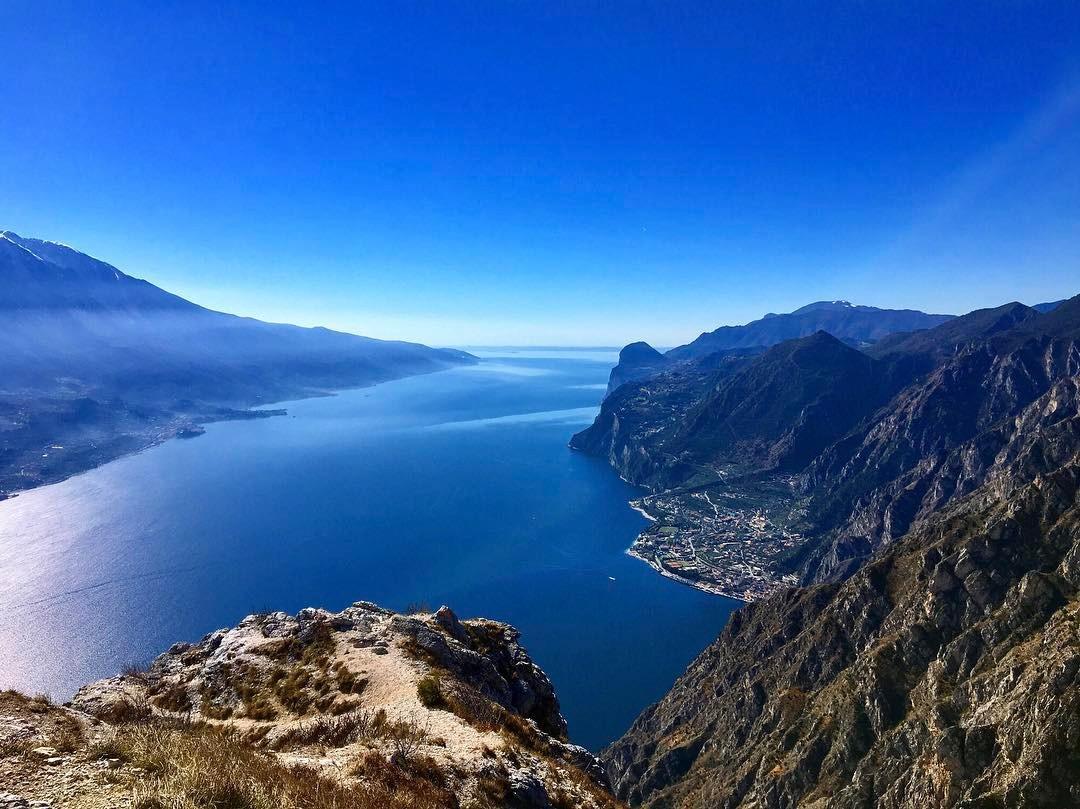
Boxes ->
[590,296,1080,807]
[800,299,1080,581]
[607,342,672,395]
[570,365,710,490]
[605,463,1080,808]
[2,602,619,809]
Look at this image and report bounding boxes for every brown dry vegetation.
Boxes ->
[108,721,458,809]
[8,605,624,809]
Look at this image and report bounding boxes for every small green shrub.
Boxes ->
[416,675,448,710]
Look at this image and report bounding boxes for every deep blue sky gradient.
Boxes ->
[3,2,1079,344]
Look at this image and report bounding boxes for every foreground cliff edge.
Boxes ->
[0,603,619,809]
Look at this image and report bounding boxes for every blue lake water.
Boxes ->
[0,350,738,750]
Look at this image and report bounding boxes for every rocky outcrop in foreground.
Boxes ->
[2,603,619,809]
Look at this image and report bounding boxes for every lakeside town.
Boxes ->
[626,477,808,601]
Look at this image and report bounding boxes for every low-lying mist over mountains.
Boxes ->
[0,231,473,497]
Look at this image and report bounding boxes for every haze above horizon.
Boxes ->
[3,2,1079,346]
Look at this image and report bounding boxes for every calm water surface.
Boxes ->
[0,350,738,750]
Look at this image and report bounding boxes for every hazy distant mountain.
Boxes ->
[0,231,192,313]
[0,231,474,495]
[669,300,954,360]
[605,300,954,394]
[0,231,472,401]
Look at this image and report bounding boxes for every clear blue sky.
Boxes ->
[3,2,1079,346]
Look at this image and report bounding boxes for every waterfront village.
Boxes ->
[627,477,808,601]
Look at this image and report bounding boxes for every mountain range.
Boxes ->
[571,294,1080,807]
[573,297,1075,584]
[605,301,953,394]
[0,231,473,497]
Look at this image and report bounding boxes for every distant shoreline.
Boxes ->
[0,407,286,504]
[0,367,462,504]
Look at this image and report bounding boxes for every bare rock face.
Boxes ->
[392,608,568,740]
[803,318,1080,581]
[65,601,617,809]
[606,342,673,396]
[603,466,1080,808]
[434,605,470,643]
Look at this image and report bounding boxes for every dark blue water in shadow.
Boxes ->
[0,350,738,750]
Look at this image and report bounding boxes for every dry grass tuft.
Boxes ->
[349,750,457,808]
[94,694,153,724]
[149,681,194,713]
[51,714,87,753]
[111,721,456,809]
[0,736,34,758]
[269,710,382,751]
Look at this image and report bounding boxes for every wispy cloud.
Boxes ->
[877,75,1080,266]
